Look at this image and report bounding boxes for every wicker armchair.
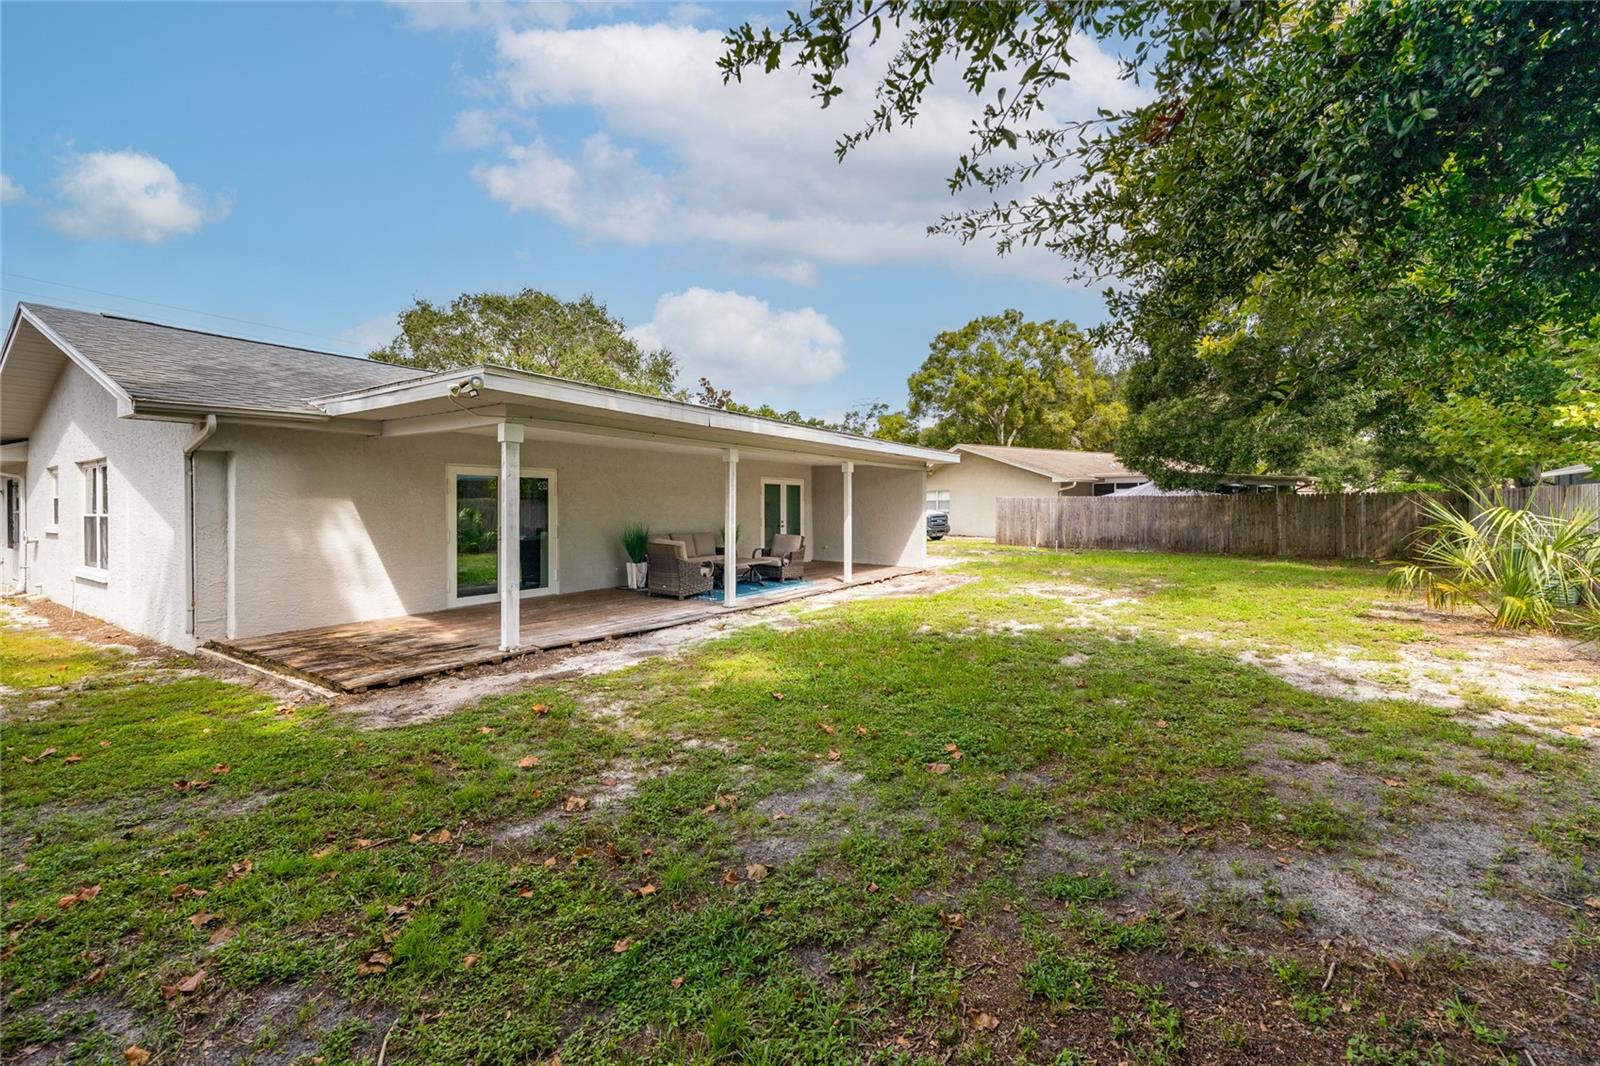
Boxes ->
[754,533,805,582]
[646,540,714,599]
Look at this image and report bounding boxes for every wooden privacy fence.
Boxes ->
[995,484,1600,560]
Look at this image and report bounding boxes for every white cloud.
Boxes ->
[448,108,506,149]
[51,149,225,243]
[392,1,576,32]
[451,20,1148,286]
[339,313,400,354]
[0,173,25,204]
[630,287,846,404]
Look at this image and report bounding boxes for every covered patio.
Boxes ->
[207,560,917,691]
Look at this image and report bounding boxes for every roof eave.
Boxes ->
[312,363,960,466]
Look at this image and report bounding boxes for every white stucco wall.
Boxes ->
[19,363,194,647]
[15,381,931,647]
[925,453,1092,538]
[206,426,830,639]
[811,463,927,567]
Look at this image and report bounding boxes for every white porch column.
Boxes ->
[723,448,739,606]
[498,422,524,652]
[841,461,854,583]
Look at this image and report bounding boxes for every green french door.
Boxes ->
[762,479,803,549]
[450,468,555,602]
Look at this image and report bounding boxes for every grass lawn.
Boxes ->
[3,543,1597,1064]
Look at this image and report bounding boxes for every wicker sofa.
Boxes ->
[753,533,805,582]
[645,540,714,599]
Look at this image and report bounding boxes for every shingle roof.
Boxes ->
[953,444,1146,483]
[22,303,424,416]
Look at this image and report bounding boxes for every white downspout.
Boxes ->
[184,415,219,637]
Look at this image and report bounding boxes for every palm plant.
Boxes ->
[1386,491,1600,635]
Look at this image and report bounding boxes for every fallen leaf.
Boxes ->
[827,748,841,762]
[1275,855,1292,867]
[1584,896,1600,911]
[517,755,540,769]
[99,740,111,748]
[773,811,790,821]
[670,975,684,989]
[478,725,494,734]
[532,702,551,716]
[518,887,534,898]
[1561,723,1587,736]
[602,775,619,787]
[1154,719,1168,729]
[968,1009,999,1031]
[854,725,869,736]
[124,1047,152,1066]
[570,846,595,863]
[939,910,965,929]
[462,953,481,969]
[770,692,785,701]
[1385,958,1407,982]
[211,763,231,775]
[745,862,769,882]
[229,860,252,878]
[638,883,657,897]
[355,838,378,850]
[700,802,718,814]
[358,949,392,976]
[161,968,206,998]
[563,795,588,813]
[1180,825,1198,835]
[38,748,56,759]
[63,754,84,765]
[84,967,107,985]
[817,722,837,735]
[207,926,235,947]
[172,779,193,793]
[1382,777,1406,788]
[867,882,880,893]
[188,911,218,929]
[311,845,336,860]
[427,828,454,844]
[720,869,738,886]
[925,762,952,775]
[543,856,559,869]
[612,938,631,953]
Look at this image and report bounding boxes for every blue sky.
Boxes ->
[1,1,1136,416]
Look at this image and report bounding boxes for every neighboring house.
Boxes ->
[0,304,956,660]
[925,445,1150,538]
[1541,464,1595,487]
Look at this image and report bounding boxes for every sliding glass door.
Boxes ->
[761,479,803,550]
[450,468,555,602]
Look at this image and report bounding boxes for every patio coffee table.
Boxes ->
[714,558,768,588]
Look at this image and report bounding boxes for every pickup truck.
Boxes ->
[926,511,949,540]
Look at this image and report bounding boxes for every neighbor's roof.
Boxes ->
[952,444,1146,483]
[11,303,424,417]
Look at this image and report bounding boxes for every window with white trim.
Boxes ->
[47,467,59,529]
[82,461,108,570]
[925,489,950,513]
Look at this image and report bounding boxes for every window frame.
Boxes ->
[45,466,60,533]
[80,460,109,577]
[924,489,951,513]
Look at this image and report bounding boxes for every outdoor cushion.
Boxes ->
[651,536,690,560]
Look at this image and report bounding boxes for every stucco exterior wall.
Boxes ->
[925,453,1091,538]
[206,427,828,639]
[810,463,926,567]
[20,363,194,647]
[16,381,930,647]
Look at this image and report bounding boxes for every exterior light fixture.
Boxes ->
[450,375,484,399]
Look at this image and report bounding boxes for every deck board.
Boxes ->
[208,562,915,691]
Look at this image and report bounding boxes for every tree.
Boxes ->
[719,1,1599,483]
[907,310,1123,449]
[369,290,678,397]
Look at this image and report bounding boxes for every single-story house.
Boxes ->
[924,443,1312,538]
[1540,464,1595,487]
[924,445,1150,538]
[1,304,956,686]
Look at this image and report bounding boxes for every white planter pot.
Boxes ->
[625,561,648,589]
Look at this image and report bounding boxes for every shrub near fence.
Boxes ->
[995,484,1600,560]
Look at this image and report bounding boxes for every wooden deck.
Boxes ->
[206,562,916,692]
